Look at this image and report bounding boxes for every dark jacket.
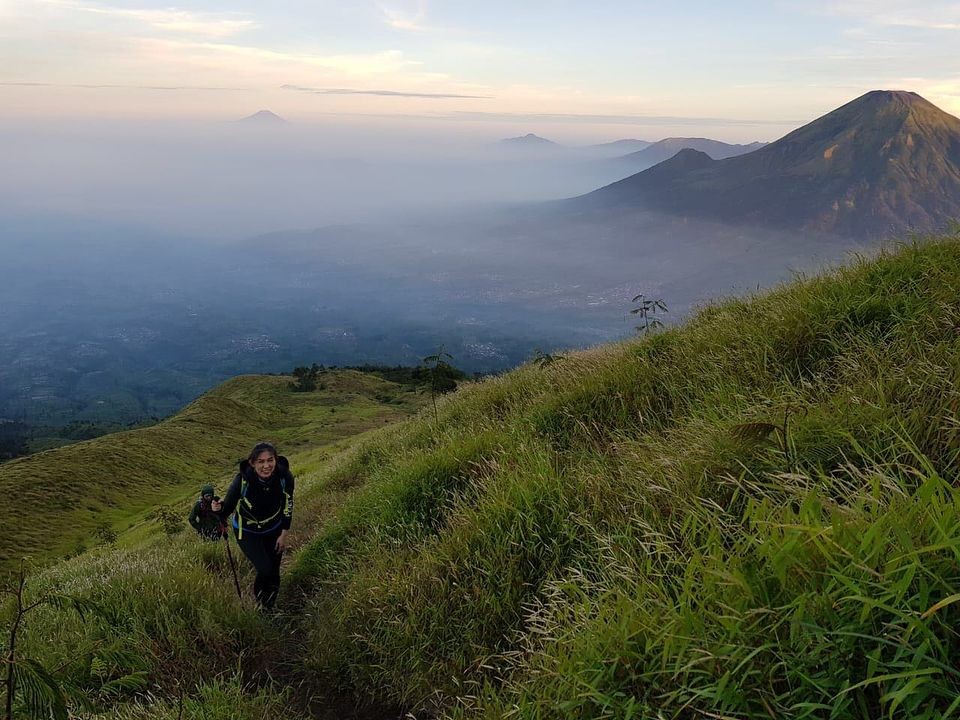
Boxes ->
[188,496,224,538]
[218,456,295,537]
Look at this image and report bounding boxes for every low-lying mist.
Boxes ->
[0,117,869,432]
[0,118,637,237]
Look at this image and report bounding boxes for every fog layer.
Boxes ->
[0,118,866,428]
[0,119,644,237]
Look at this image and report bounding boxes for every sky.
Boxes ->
[2,0,960,142]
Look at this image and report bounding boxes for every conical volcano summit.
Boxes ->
[579,90,960,239]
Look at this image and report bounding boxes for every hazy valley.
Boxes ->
[2,98,901,453]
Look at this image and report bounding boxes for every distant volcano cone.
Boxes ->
[238,110,287,124]
[578,90,960,239]
[500,133,558,147]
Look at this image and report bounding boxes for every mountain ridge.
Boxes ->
[616,136,766,167]
[577,90,960,238]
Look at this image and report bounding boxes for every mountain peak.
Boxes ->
[657,147,714,170]
[500,133,558,146]
[860,89,925,106]
[238,109,287,124]
[577,90,960,239]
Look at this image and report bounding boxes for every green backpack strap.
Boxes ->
[236,474,288,539]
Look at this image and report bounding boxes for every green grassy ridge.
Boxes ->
[286,234,960,718]
[3,375,427,718]
[0,370,421,570]
[6,539,306,719]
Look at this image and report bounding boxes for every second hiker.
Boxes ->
[188,484,226,540]
[213,441,294,609]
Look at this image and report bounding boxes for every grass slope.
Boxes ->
[8,234,960,719]
[286,233,960,718]
[0,370,421,569]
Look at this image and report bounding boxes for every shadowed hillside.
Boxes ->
[579,91,960,239]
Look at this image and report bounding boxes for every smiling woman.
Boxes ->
[213,441,295,610]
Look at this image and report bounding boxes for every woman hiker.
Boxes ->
[212,441,295,609]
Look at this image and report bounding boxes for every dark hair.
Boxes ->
[247,441,278,464]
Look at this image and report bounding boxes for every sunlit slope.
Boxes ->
[0,370,420,569]
[289,233,960,718]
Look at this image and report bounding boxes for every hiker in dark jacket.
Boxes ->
[213,442,294,609]
[188,484,225,540]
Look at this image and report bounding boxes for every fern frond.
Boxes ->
[731,421,780,444]
[12,658,68,720]
[40,593,102,621]
[98,671,149,697]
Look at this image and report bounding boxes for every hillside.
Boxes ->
[0,370,423,569]
[9,232,960,718]
[579,90,960,239]
[288,231,960,717]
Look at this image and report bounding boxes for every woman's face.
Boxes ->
[252,451,276,479]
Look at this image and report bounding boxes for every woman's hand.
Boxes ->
[275,529,289,553]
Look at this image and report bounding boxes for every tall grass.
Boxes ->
[8,235,960,718]
[288,235,960,717]
[1,369,424,717]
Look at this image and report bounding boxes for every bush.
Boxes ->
[151,505,183,536]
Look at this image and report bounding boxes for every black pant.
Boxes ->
[236,527,283,608]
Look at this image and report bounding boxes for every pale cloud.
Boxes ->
[378,0,429,31]
[439,110,798,126]
[819,1,960,30]
[38,0,258,37]
[0,0,18,21]
[178,41,421,76]
[123,36,423,83]
[0,80,246,90]
[282,84,491,99]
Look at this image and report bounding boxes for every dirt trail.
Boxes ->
[226,511,410,720]
[254,605,406,720]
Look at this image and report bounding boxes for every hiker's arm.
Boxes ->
[188,502,202,530]
[280,473,295,531]
[275,473,295,552]
[215,475,241,518]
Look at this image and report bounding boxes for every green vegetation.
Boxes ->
[0,420,158,461]
[288,234,960,718]
[7,234,960,718]
[0,370,423,570]
[290,364,324,392]
[2,545,296,719]
[630,293,668,334]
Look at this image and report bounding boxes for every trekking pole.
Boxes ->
[222,525,242,601]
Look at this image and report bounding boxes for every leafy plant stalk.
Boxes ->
[422,346,454,429]
[1,561,98,720]
[630,294,668,335]
[3,564,26,720]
